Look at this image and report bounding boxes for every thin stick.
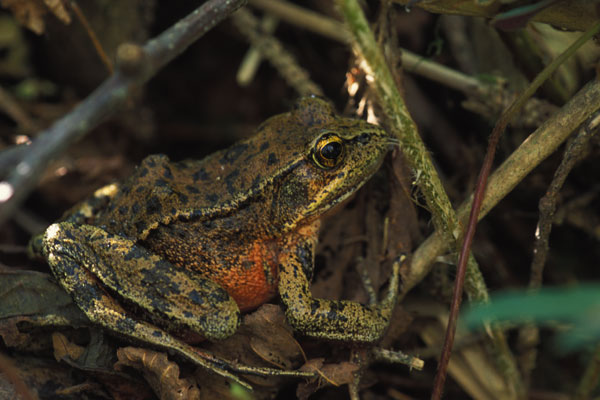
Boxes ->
[0,0,247,224]
[69,1,113,74]
[231,8,323,96]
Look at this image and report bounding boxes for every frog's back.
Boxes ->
[94,109,322,239]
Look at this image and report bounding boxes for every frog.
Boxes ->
[29,96,401,386]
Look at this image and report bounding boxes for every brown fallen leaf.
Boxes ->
[115,347,201,400]
[297,358,359,399]
[52,331,85,362]
[1,0,70,34]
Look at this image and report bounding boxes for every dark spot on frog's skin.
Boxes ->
[206,193,219,204]
[189,290,206,306]
[327,303,349,323]
[170,207,176,214]
[207,287,230,303]
[139,167,149,177]
[114,318,138,335]
[135,221,147,233]
[260,142,269,151]
[193,168,209,182]
[354,132,371,144]
[267,152,278,166]
[183,311,193,319]
[132,203,141,214]
[64,230,76,241]
[118,206,128,215]
[146,196,162,215]
[296,243,312,279]
[221,143,249,164]
[177,192,189,205]
[155,179,168,187]
[136,185,146,193]
[310,300,320,315]
[224,169,239,195]
[150,298,171,314]
[124,246,145,261]
[146,158,157,168]
[337,171,345,179]
[152,330,163,337]
[243,151,257,163]
[185,185,200,194]
[251,174,262,189]
[163,166,174,179]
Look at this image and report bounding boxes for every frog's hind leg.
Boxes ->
[42,222,315,387]
[41,224,254,388]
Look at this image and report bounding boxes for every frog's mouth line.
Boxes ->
[309,159,383,219]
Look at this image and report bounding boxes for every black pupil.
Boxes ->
[321,141,342,159]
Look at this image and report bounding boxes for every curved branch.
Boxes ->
[0,0,247,225]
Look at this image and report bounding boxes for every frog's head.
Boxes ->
[268,97,396,231]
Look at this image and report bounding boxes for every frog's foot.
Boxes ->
[279,237,404,342]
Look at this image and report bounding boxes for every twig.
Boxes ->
[250,0,486,95]
[0,86,38,133]
[69,1,113,75]
[231,8,323,96]
[251,0,348,42]
[530,112,600,289]
[0,0,247,225]
[518,110,600,383]
[252,0,563,131]
[236,14,279,86]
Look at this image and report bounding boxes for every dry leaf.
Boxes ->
[297,359,359,399]
[52,331,85,362]
[43,0,70,24]
[1,0,70,34]
[115,347,201,400]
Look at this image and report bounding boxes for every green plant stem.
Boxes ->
[336,0,522,396]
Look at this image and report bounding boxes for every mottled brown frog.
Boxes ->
[30,97,400,385]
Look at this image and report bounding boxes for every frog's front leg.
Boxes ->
[278,224,400,343]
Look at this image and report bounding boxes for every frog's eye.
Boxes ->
[312,133,345,170]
